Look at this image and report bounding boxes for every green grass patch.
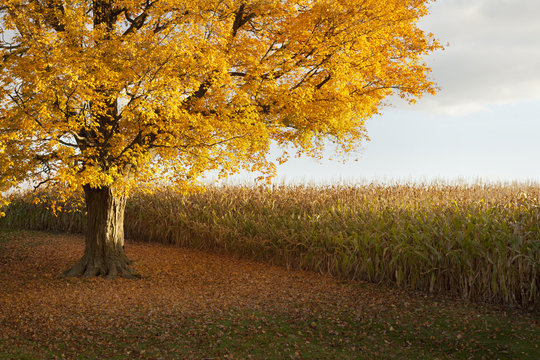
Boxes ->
[1,307,538,360]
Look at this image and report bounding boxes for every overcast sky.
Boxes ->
[222,0,540,184]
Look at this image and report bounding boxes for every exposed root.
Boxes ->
[60,255,140,279]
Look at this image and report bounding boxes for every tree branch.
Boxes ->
[182,78,213,108]
[122,1,158,36]
[315,74,332,89]
[232,3,256,38]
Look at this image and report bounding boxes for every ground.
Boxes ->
[0,231,538,359]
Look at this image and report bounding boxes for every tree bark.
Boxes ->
[62,185,137,278]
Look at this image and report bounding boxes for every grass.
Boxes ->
[1,182,539,309]
[2,308,539,359]
[0,231,538,360]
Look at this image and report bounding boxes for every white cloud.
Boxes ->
[404,0,540,115]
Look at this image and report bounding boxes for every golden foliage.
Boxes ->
[0,0,441,198]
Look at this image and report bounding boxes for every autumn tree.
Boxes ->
[0,0,441,277]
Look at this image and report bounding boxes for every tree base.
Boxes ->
[61,254,139,279]
[61,185,139,279]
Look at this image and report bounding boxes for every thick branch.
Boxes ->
[315,74,332,89]
[122,0,158,36]
[93,0,124,29]
[232,4,256,38]
[123,10,148,36]
[182,79,213,108]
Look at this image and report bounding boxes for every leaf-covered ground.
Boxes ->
[0,231,538,359]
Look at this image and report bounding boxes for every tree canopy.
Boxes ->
[0,0,441,199]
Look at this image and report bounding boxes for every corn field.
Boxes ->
[1,183,539,310]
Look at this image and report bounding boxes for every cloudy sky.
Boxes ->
[224,0,540,184]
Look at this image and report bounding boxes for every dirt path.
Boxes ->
[0,231,538,359]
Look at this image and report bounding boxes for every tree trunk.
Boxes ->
[62,185,137,278]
